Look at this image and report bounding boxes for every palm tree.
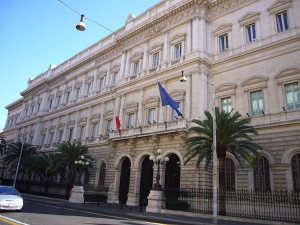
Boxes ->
[55,142,91,197]
[184,107,262,215]
[0,133,7,157]
[3,142,37,173]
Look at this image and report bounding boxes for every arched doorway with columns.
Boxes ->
[119,157,131,205]
[139,155,153,207]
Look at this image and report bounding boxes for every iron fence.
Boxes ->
[163,188,300,223]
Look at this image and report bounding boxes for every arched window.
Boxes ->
[254,156,271,191]
[98,163,106,186]
[291,154,300,192]
[225,158,235,191]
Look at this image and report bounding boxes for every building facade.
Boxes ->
[2,0,300,206]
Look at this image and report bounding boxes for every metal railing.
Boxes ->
[163,188,300,223]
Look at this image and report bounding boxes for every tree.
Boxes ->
[3,142,37,169]
[184,108,262,215]
[55,142,91,196]
[0,133,6,157]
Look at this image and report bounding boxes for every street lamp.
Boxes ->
[149,149,169,191]
[74,155,89,186]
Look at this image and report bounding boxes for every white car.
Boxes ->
[0,186,23,211]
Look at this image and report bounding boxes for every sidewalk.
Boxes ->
[22,194,292,225]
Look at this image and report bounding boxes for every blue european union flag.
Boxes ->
[157,82,183,117]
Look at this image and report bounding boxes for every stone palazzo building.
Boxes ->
[2,0,300,206]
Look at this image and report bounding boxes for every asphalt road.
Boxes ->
[0,200,165,225]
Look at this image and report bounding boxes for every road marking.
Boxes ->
[30,201,166,225]
[0,215,30,225]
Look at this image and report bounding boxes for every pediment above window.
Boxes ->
[169,89,185,101]
[111,64,120,73]
[104,110,114,118]
[90,114,100,122]
[58,123,65,129]
[124,102,138,112]
[238,12,260,26]
[78,117,87,125]
[170,33,186,45]
[215,83,236,97]
[97,70,107,78]
[241,75,268,91]
[67,120,75,127]
[275,67,300,84]
[149,44,163,53]
[131,52,143,62]
[267,0,292,14]
[144,96,160,108]
[213,23,232,35]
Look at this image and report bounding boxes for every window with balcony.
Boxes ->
[91,123,98,138]
[174,43,182,59]
[75,87,81,98]
[152,52,160,68]
[107,119,113,132]
[98,77,105,90]
[133,61,140,75]
[148,108,156,124]
[86,83,92,95]
[246,23,256,43]
[221,97,232,113]
[68,128,73,142]
[276,11,289,33]
[79,126,85,140]
[127,113,135,128]
[112,72,118,85]
[171,102,182,120]
[284,82,300,110]
[219,34,228,53]
[250,90,264,116]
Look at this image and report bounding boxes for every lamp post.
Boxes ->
[69,155,89,203]
[74,155,89,186]
[149,149,169,191]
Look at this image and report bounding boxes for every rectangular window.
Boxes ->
[221,97,232,113]
[276,11,289,33]
[66,92,70,102]
[49,99,53,109]
[41,134,46,145]
[152,52,160,67]
[148,108,156,124]
[57,95,61,106]
[128,113,135,128]
[30,106,34,114]
[112,72,118,85]
[250,90,264,116]
[49,132,54,144]
[107,119,113,132]
[174,43,182,59]
[285,82,300,110]
[86,83,92,94]
[36,103,40,111]
[75,88,81,98]
[99,77,104,89]
[172,102,182,120]
[79,126,85,140]
[92,123,99,137]
[219,34,228,52]
[58,130,63,143]
[133,61,140,75]
[246,23,256,43]
[68,128,73,142]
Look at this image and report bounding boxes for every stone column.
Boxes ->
[162,32,169,69]
[107,167,121,204]
[126,167,140,206]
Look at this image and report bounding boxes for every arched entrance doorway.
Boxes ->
[164,154,180,208]
[119,158,131,204]
[139,156,153,207]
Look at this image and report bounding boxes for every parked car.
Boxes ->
[0,186,23,211]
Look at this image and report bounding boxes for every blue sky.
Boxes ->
[0,0,161,130]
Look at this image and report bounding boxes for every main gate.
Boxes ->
[119,158,131,204]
